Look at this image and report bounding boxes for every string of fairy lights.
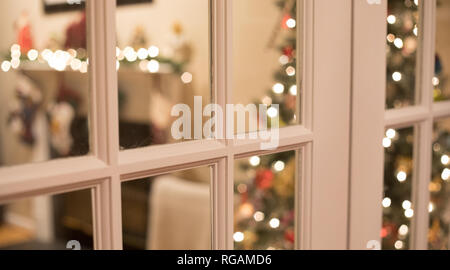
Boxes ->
[382,131,449,248]
[387,0,419,85]
[384,127,449,182]
[233,154,287,245]
[382,128,412,250]
[233,14,297,248]
[382,126,449,250]
[1,44,193,85]
[383,0,450,250]
[267,17,298,119]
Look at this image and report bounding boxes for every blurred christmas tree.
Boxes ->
[234,0,297,250]
[386,0,419,109]
[429,120,450,250]
[383,0,450,250]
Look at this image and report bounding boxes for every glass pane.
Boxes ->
[0,1,90,168]
[232,0,300,133]
[121,167,212,250]
[434,1,450,101]
[116,0,210,150]
[386,0,420,109]
[429,118,450,250]
[0,189,93,250]
[234,151,297,250]
[382,127,415,250]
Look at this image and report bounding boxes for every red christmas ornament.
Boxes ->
[284,230,295,244]
[382,222,398,239]
[283,46,294,59]
[281,14,292,29]
[254,169,274,190]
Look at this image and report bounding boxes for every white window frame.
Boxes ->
[0,0,352,250]
[350,0,450,250]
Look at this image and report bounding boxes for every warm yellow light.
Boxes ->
[429,202,434,213]
[147,60,160,73]
[383,138,392,148]
[382,197,391,208]
[404,208,414,218]
[386,129,396,139]
[27,49,39,61]
[394,38,404,49]
[286,66,296,76]
[397,171,407,182]
[274,161,285,172]
[441,155,449,165]
[249,156,261,167]
[254,211,265,222]
[387,15,396,24]
[181,72,193,84]
[272,83,284,94]
[394,240,404,250]
[70,59,82,71]
[402,200,412,210]
[1,61,11,72]
[267,107,278,118]
[279,55,289,65]
[442,168,450,181]
[148,46,160,58]
[286,18,296,29]
[289,85,297,96]
[398,225,408,236]
[392,72,402,82]
[269,218,280,229]
[262,96,272,106]
[137,48,149,60]
[233,232,244,242]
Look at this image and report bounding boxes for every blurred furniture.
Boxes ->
[147,176,211,250]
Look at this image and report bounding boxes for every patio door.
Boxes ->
[350,0,450,250]
[0,0,352,250]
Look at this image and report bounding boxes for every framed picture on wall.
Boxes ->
[43,0,153,14]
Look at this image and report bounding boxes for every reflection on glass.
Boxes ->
[382,127,414,250]
[434,1,450,101]
[234,151,296,250]
[116,0,210,150]
[121,167,212,250]
[232,0,300,133]
[429,118,450,250]
[0,1,90,168]
[0,189,93,250]
[386,0,419,109]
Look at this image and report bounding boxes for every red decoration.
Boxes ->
[283,46,294,59]
[281,14,291,29]
[65,12,87,49]
[381,222,397,239]
[16,12,33,53]
[284,230,295,244]
[254,169,274,190]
